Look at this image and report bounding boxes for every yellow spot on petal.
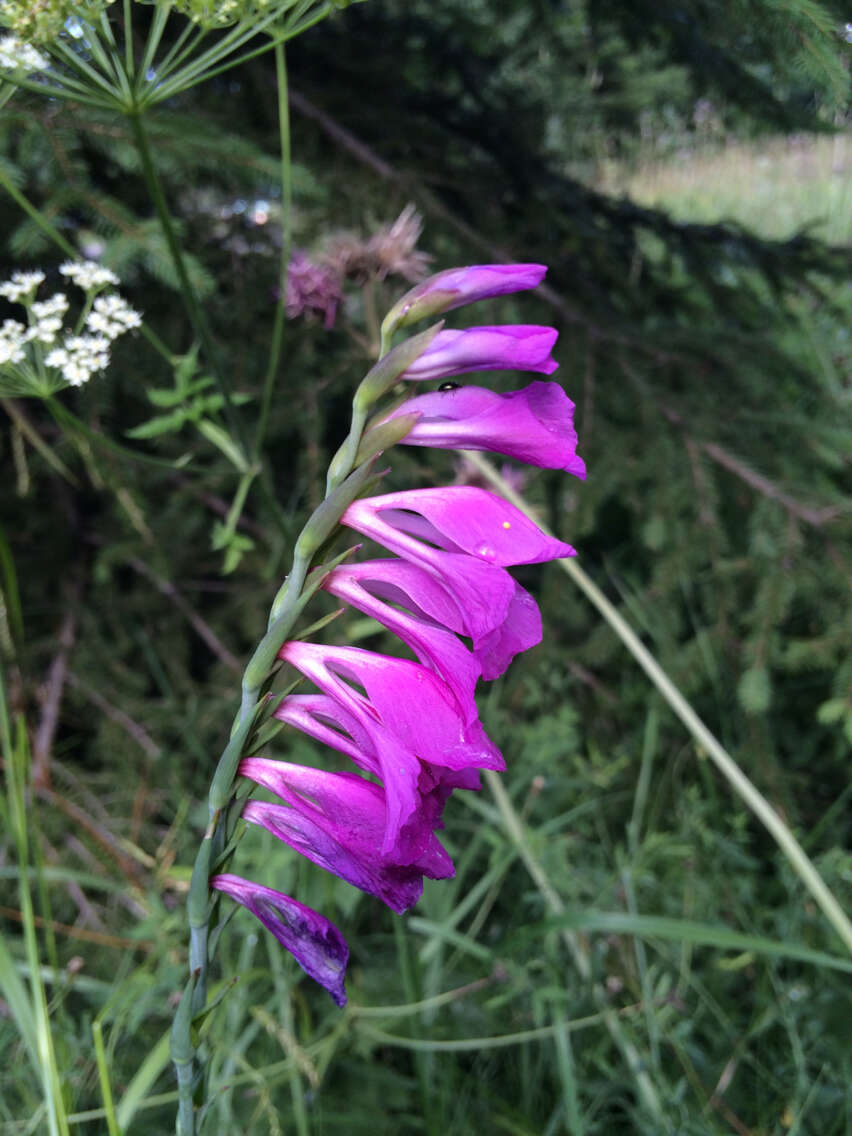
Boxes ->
[502,521,511,529]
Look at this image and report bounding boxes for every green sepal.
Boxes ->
[353,322,443,411]
[355,412,419,464]
[293,605,345,642]
[244,714,286,754]
[294,459,383,562]
[191,976,238,1030]
[187,836,215,928]
[382,288,458,337]
[207,903,239,963]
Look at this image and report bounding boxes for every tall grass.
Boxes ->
[598,133,852,244]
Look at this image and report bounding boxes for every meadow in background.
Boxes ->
[0,2,850,1133]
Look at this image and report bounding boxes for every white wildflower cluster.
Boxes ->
[0,318,28,365]
[0,262,142,388]
[0,34,49,73]
[30,294,69,344]
[59,259,120,290]
[46,335,111,387]
[86,294,142,337]
[0,270,45,302]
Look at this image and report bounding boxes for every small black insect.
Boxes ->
[438,382,461,391]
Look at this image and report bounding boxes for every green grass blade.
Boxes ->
[548,911,852,972]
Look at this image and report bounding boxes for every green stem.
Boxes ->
[465,451,852,957]
[122,0,135,78]
[0,170,77,257]
[255,41,292,456]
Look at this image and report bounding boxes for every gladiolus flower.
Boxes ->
[322,558,482,716]
[239,757,454,913]
[382,263,547,331]
[398,326,558,383]
[273,693,476,859]
[211,874,349,1006]
[379,381,586,477]
[279,640,504,776]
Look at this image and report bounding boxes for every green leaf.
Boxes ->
[146,386,188,409]
[543,911,852,973]
[125,407,190,438]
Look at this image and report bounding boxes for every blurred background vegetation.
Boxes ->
[0,0,850,1132]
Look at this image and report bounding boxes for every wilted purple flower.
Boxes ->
[399,326,558,382]
[383,263,547,330]
[284,250,342,328]
[379,381,586,477]
[211,874,349,1006]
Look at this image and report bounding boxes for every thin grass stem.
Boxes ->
[92,1019,121,1136]
[255,41,292,456]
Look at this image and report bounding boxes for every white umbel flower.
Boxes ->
[85,293,143,339]
[0,35,49,74]
[30,293,70,344]
[0,270,45,302]
[0,318,30,365]
[60,260,120,291]
[0,261,141,388]
[46,334,112,387]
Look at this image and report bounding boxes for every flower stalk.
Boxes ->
[172,262,584,1133]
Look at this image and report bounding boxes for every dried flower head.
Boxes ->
[284,251,343,329]
[323,205,432,285]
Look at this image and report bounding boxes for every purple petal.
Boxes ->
[381,381,586,477]
[211,873,348,1006]
[385,264,547,328]
[475,579,542,680]
[323,560,482,721]
[343,487,574,567]
[274,693,424,856]
[400,326,558,383]
[273,694,475,862]
[240,757,454,883]
[279,641,505,777]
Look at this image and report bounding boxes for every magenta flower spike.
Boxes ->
[379,381,587,477]
[383,263,547,330]
[279,640,504,776]
[182,260,584,1048]
[210,874,349,1006]
[397,325,558,383]
[322,559,482,717]
[240,760,452,911]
